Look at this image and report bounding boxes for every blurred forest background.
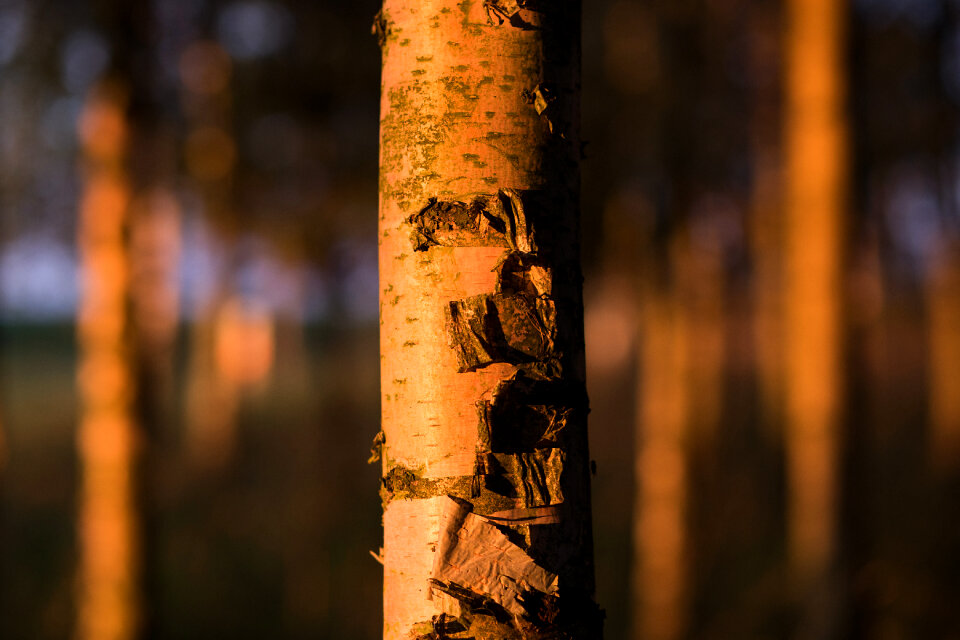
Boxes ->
[1,0,960,638]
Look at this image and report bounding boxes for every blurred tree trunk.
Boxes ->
[783,0,847,635]
[376,1,600,638]
[927,242,960,469]
[184,293,240,472]
[632,228,725,640]
[76,4,177,638]
[632,241,689,640]
[76,78,143,640]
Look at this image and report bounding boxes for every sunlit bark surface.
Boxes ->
[76,81,140,640]
[377,1,598,638]
[783,0,847,615]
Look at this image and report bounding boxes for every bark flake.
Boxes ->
[521,84,565,138]
[372,9,392,49]
[446,293,555,373]
[368,430,386,464]
[407,189,537,253]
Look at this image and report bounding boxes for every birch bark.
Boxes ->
[376,2,600,638]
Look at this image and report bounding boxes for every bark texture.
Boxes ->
[376,2,599,638]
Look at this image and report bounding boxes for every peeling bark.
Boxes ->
[483,0,524,25]
[408,189,538,253]
[377,1,597,638]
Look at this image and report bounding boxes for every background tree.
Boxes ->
[75,77,142,640]
[783,0,847,635]
[75,1,180,636]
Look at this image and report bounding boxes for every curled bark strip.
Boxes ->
[447,296,495,371]
[431,496,558,617]
[372,9,391,48]
[479,398,574,452]
[494,189,535,254]
[483,0,524,25]
[411,613,469,640]
[369,430,386,464]
[428,579,512,623]
[496,252,552,299]
[407,190,537,254]
[408,196,507,251]
[447,293,555,372]
[521,84,563,138]
[495,449,565,508]
[479,370,586,453]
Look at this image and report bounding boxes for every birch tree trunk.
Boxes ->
[375,1,600,638]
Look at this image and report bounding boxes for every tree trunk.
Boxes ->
[783,0,847,634]
[184,293,241,472]
[76,4,177,637]
[376,1,600,638]
[76,79,142,640]
[632,252,689,640]
[927,241,960,470]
